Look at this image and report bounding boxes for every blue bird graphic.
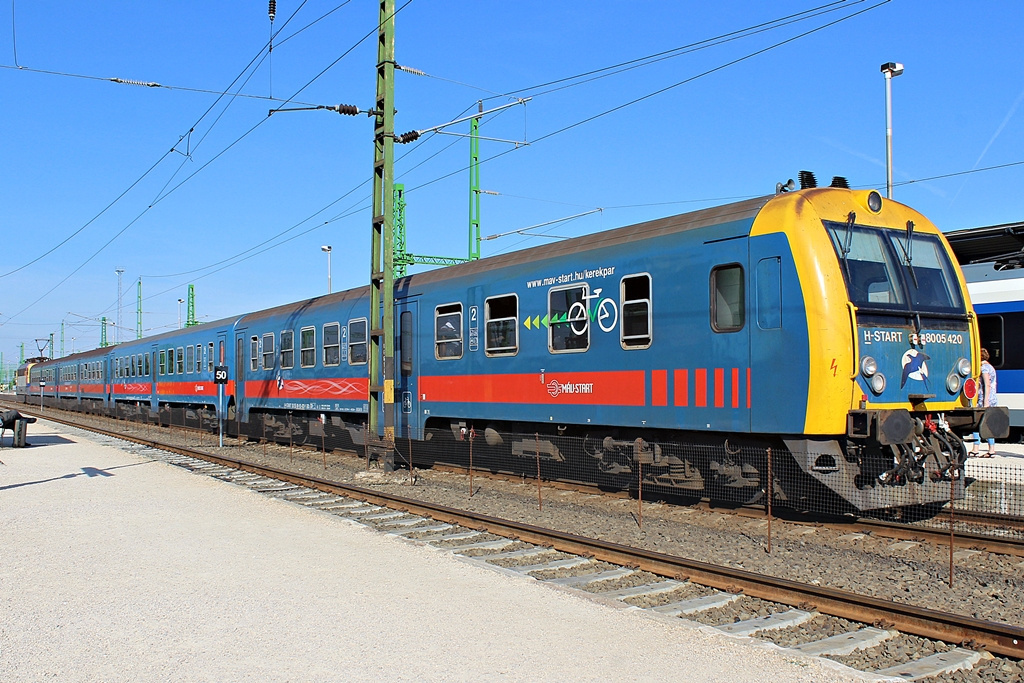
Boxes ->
[900,350,930,389]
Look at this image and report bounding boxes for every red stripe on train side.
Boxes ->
[674,369,688,407]
[746,368,751,409]
[714,368,724,408]
[244,377,368,401]
[731,368,740,408]
[420,371,645,406]
[651,370,667,407]
[694,369,707,407]
[157,381,235,396]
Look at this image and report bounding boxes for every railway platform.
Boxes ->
[0,419,862,682]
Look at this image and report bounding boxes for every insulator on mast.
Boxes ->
[268,0,276,22]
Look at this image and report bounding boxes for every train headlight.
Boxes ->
[962,377,978,401]
[946,372,961,394]
[867,190,883,213]
[956,357,971,377]
[869,373,886,395]
[860,356,878,377]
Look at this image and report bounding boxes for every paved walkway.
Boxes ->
[0,420,862,682]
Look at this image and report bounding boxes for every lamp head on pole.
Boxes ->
[880,62,904,78]
[321,245,332,253]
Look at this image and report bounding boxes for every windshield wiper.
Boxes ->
[896,220,919,290]
[839,212,855,283]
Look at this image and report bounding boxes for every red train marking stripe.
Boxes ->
[747,368,751,409]
[673,369,688,407]
[731,368,740,408]
[420,371,646,406]
[652,370,667,407]
[244,377,367,400]
[714,368,724,408]
[695,369,707,407]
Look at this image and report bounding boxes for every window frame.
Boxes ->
[176,347,185,374]
[434,303,464,360]
[300,326,316,368]
[619,273,653,349]
[348,319,368,366]
[484,293,519,357]
[186,345,195,374]
[250,336,259,372]
[208,342,215,372]
[262,333,276,370]
[710,263,746,333]
[280,330,294,369]
[548,283,590,354]
[322,323,341,367]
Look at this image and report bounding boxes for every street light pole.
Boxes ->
[881,61,904,199]
[177,298,184,329]
[321,245,332,294]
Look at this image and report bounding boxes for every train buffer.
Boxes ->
[1,410,37,448]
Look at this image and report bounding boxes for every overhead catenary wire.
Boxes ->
[5,0,416,324]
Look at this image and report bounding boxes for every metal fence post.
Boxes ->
[637,459,644,530]
[949,469,956,588]
[468,426,475,498]
[536,432,542,511]
[766,447,773,554]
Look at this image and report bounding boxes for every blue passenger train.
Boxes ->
[18,185,1009,511]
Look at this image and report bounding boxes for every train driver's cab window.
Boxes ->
[485,294,518,356]
[323,323,340,366]
[300,327,316,368]
[620,274,652,348]
[280,330,294,369]
[262,333,275,370]
[435,303,463,359]
[250,336,259,372]
[348,319,367,365]
[549,284,589,353]
[711,264,745,332]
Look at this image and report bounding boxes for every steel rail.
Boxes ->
[15,405,1024,659]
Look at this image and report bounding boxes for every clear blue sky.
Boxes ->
[2,0,1022,366]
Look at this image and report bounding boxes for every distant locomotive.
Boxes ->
[18,186,1009,511]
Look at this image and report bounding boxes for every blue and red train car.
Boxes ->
[18,186,1008,511]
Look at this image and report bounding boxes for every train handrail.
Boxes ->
[847,301,859,380]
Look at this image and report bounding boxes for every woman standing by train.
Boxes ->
[970,348,999,457]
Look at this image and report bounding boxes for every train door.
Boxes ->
[150,344,159,413]
[395,298,420,440]
[235,330,247,432]
[747,234,801,434]
[705,235,752,432]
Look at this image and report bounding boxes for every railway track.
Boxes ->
[11,404,1024,675]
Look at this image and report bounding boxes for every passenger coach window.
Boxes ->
[323,323,340,366]
[208,342,214,372]
[176,347,185,374]
[978,315,1004,368]
[250,336,259,371]
[186,345,195,374]
[262,333,275,370]
[485,294,518,356]
[195,345,202,373]
[348,319,367,365]
[620,274,652,348]
[711,264,745,332]
[300,327,316,368]
[144,353,150,377]
[549,284,589,353]
[435,303,463,359]
[280,330,294,369]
